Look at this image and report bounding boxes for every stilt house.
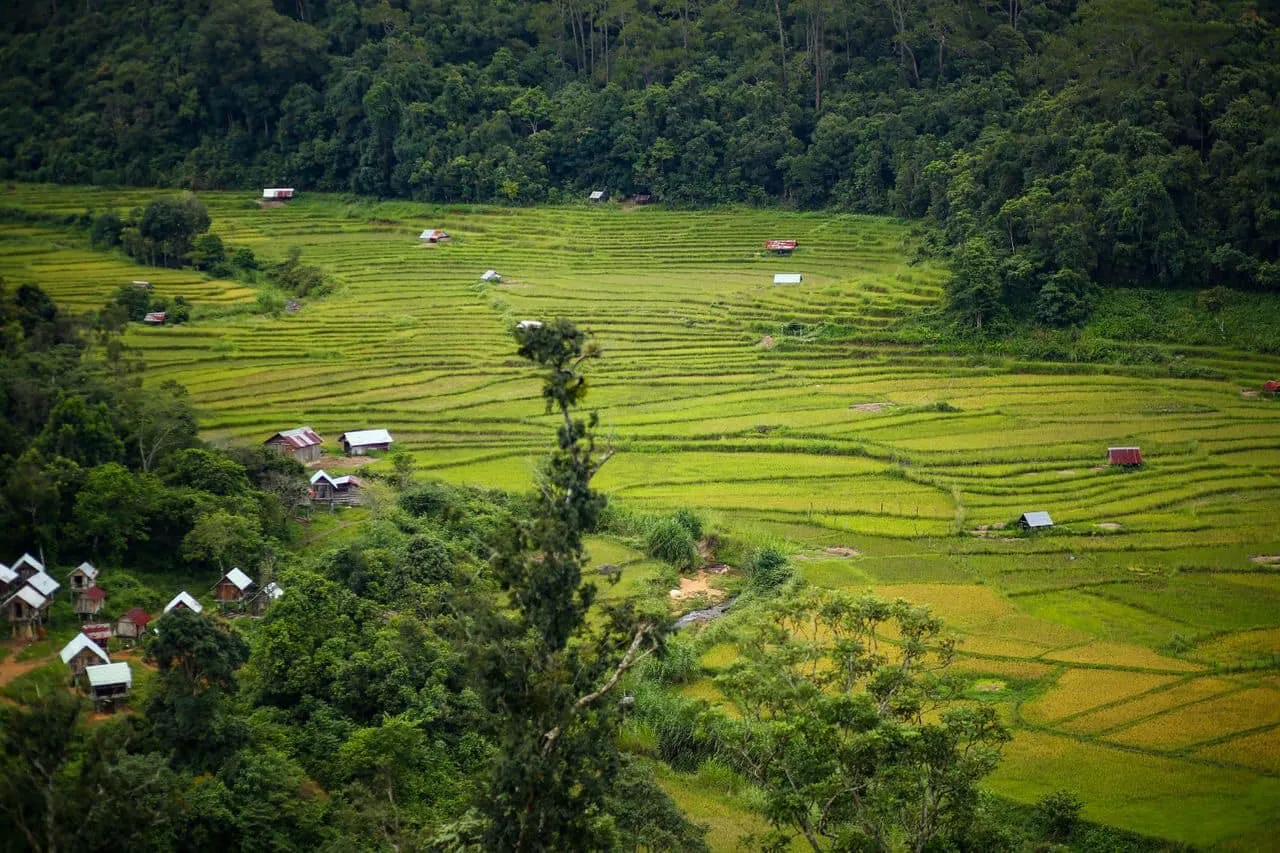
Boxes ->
[86,662,132,710]
[75,585,106,617]
[60,633,110,685]
[215,568,255,605]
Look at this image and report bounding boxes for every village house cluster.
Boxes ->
[263,424,397,506]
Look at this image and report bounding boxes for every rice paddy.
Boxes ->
[3,183,1280,847]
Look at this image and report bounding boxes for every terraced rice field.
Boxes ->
[4,184,1280,847]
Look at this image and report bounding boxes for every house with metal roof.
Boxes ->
[773,273,803,285]
[339,429,393,456]
[589,190,607,202]
[115,607,153,643]
[310,470,363,506]
[86,662,132,709]
[516,320,543,330]
[765,240,798,254]
[163,590,203,615]
[75,585,106,617]
[143,311,166,325]
[26,570,59,598]
[0,562,16,590]
[419,228,450,243]
[262,188,295,200]
[264,426,324,463]
[12,552,44,581]
[1018,511,1054,531]
[249,581,284,616]
[215,568,255,605]
[481,269,502,282]
[3,585,49,638]
[68,561,98,596]
[60,633,110,684]
[1107,446,1143,466]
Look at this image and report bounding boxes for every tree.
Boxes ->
[0,692,83,853]
[717,585,1009,852]
[470,319,666,852]
[947,236,1004,332]
[73,463,158,559]
[122,381,199,473]
[181,509,263,571]
[163,448,250,495]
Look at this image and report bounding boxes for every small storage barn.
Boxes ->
[1107,446,1143,466]
[68,561,98,595]
[765,240,798,255]
[631,193,654,205]
[589,190,608,202]
[60,633,110,685]
[0,563,16,594]
[516,320,543,331]
[339,429,394,455]
[12,552,44,581]
[115,607,153,643]
[26,570,59,599]
[1264,380,1280,396]
[481,270,502,282]
[419,228,450,243]
[86,662,132,710]
[143,311,166,325]
[215,567,255,605]
[310,470,363,505]
[262,188,295,200]
[163,590,203,615]
[773,273,803,285]
[75,585,106,617]
[264,426,324,463]
[1018,511,1054,531]
[3,586,48,638]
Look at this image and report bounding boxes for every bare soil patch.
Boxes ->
[849,401,894,413]
[669,572,729,602]
[759,334,775,349]
[1241,389,1260,398]
[823,546,861,557]
[0,641,43,688]
[1089,465,1108,472]
[1250,555,1280,566]
[1056,469,1077,476]
[1096,522,1123,531]
[309,454,373,471]
[258,199,285,209]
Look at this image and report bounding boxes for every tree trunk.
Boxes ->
[774,0,788,90]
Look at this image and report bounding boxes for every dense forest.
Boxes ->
[1,0,1278,323]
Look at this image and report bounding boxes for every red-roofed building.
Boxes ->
[115,607,152,643]
[1107,446,1144,466]
[1263,380,1280,395]
[74,584,106,617]
[143,312,166,325]
[264,426,324,463]
[765,239,798,254]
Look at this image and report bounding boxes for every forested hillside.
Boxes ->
[1,0,1278,318]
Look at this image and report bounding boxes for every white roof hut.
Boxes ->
[1019,511,1054,530]
[773,273,803,285]
[419,228,450,242]
[12,552,44,575]
[589,190,607,201]
[516,320,543,330]
[262,188,295,200]
[60,633,110,668]
[163,591,203,614]
[26,570,59,597]
[0,563,16,585]
[481,270,502,282]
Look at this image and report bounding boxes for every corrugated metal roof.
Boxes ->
[13,553,44,573]
[773,273,803,284]
[143,312,166,324]
[1107,447,1143,465]
[86,662,132,689]
[26,571,59,596]
[268,426,322,449]
[516,320,542,330]
[163,591,203,614]
[263,582,284,600]
[224,567,254,591]
[340,429,393,447]
[73,561,99,580]
[1020,511,1054,528]
[60,633,109,665]
[0,563,15,584]
[81,586,107,602]
[310,469,334,486]
[589,190,606,199]
[120,607,152,627]
[481,270,501,281]
[5,586,47,609]
[419,228,449,240]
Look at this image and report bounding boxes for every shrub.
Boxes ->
[647,517,698,569]
[1033,789,1083,842]
[671,508,704,540]
[746,546,791,591]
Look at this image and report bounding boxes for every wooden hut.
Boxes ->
[68,561,99,596]
[75,585,106,617]
[480,269,502,282]
[3,586,48,638]
[339,429,393,455]
[765,239,798,255]
[26,570,59,599]
[262,188,295,201]
[143,311,166,325]
[264,426,324,463]
[310,470,364,506]
[1018,511,1054,531]
[59,633,110,685]
[86,662,132,710]
[11,552,44,582]
[589,190,608,202]
[419,228,450,243]
[1107,446,1143,467]
[163,590,203,614]
[115,607,153,643]
[773,273,803,284]
[215,567,255,605]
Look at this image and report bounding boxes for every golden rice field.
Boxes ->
[3,183,1280,847]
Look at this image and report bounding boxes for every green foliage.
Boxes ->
[744,546,792,592]
[646,516,699,570]
[1033,789,1085,843]
[267,246,333,298]
[120,196,211,268]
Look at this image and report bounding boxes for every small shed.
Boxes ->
[143,311,167,325]
[339,429,393,456]
[419,228,450,243]
[68,561,99,594]
[3,586,48,638]
[75,585,106,617]
[1264,380,1280,395]
[773,273,803,285]
[249,581,283,616]
[26,570,59,598]
[264,426,324,463]
[480,270,502,282]
[163,590,203,615]
[12,552,44,581]
[589,190,607,202]
[1107,446,1143,466]
[262,188,295,200]
[310,470,363,505]
[1018,511,1054,531]
[0,563,16,592]
[131,280,152,289]
[516,320,543,331]
[215,567,255,604]
[86,662,132,709]
[631,193,654,205]
[115,607,153,641]
[60,633,110,684]
[765,240,798,255]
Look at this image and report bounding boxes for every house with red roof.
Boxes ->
[1107,446,1144,467]
[264,426,324,463]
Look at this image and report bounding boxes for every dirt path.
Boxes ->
[0,641,44,690]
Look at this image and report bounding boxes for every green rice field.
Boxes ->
[4,184,1280,848]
